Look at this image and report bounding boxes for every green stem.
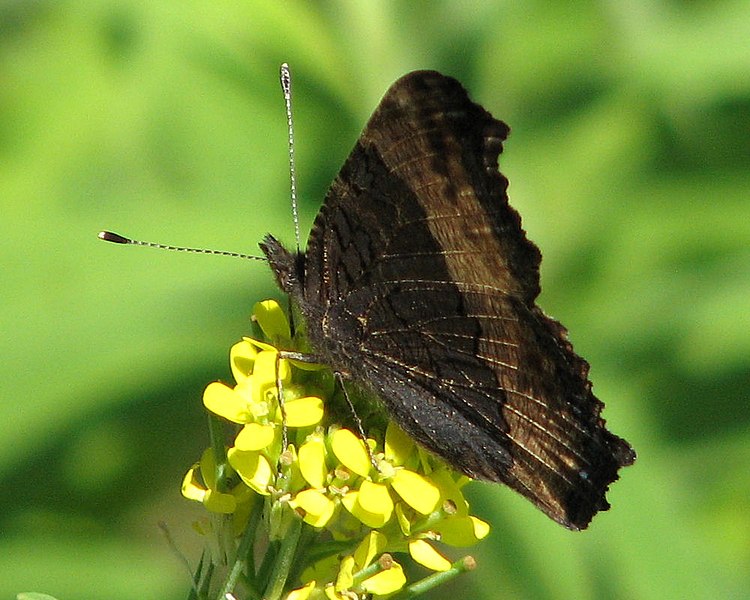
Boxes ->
[351,554,390,587]
[287,523,319,587]
[390,556,476,599]
[216,508,262,600]
[207,413,231,492]
[262,517,303,600]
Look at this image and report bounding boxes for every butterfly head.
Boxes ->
[259,234,304,296]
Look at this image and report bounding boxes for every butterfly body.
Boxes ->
[261,70,634,530]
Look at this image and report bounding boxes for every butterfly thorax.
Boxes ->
[260,233,360,377]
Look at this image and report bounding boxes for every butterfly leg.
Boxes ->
[276,348,323,452]
[335,372,379,471]
[274,351,289,451]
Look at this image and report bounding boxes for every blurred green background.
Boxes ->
[2,1,748,598]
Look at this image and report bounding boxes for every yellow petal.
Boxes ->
[471,515,491,539]
[203,381,251,423]
[340,491,358,516]
[395,503,411,536]
[227,448,273,495]
[299,437,328,488]
[384,422,416,466]
[331,429,371,477]
[253,299,291,341]
[341,481,393,528]
[251,350,281,404]
[287,580,316,600]
[230,339,258,383]
[324,587,342,600]
[360,561,406,595]
[358,480,393,517]
[341,490,388,529]
[428,469,470,517]
[181,465,206,502]
[291,489,336,528]
[408,539,451,571]
[353,531,387,571]
[234,422,276,451]
[282,396,324,427]
[434,515,491,546]
[390,469,440,515]
[335,555,355,592]
[198,447,218,489]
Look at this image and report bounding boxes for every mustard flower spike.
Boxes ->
[183,298,489,598]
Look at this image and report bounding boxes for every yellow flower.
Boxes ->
[181,448,251,514]
[227,447,274,495]
[360,560,406,595]
[330,426,441,530]
[324,532,407,597]
[289,488,336,528]
[182,299,490,598]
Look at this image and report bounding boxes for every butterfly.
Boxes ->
[260,70,635,531]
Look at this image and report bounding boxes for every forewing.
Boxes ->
[304,71,538,308]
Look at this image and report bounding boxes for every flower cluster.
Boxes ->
[182,300,489,599]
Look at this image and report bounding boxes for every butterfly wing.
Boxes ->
[267,71,634,530]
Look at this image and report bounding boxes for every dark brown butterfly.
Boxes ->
[261,70,635,530]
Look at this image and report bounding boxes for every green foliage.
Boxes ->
[1,1,748,598]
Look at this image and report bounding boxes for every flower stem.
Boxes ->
[390,556,477,599]
[217,503,263,600]
[262,516,303,600]
[207,413,231,492]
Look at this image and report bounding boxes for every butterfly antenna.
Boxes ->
[280,62,301,253]
[98,230,265,261]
